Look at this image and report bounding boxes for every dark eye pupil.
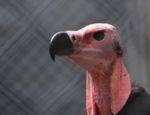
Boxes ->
[93,31,104,41]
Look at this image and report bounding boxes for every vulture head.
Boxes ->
[49,23,131,115]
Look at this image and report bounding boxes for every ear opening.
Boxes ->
[114,41,123,56]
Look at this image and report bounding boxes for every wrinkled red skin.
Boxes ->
[66,24,131,115]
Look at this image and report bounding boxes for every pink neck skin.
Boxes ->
[68,55,131,115]
[85,57,131,115]
[86,61,114,115]
[86,72,111,115]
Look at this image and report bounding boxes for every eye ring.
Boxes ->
[93,31,105,41]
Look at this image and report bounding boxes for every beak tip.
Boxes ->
[49,50,55,62]
[52,55,55,62]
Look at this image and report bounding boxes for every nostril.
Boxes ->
[72,36,76,42]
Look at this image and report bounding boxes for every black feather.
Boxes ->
[111,84,150,115]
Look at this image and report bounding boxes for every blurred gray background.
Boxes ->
[1,0,150,115]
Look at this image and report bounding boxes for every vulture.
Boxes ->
[49,23,150,115]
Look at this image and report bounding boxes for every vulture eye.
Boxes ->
[93,31,104,41]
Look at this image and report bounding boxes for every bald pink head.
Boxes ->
[49,23,131,115]
[66,23,122,72]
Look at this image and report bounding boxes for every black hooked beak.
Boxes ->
[49,32,75,61]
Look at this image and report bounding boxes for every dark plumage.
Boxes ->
[114,84,150,115]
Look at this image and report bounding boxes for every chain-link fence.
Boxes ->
[0,0,150,115]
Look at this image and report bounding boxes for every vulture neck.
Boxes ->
[86,60,115,115]
[86,57,131,115]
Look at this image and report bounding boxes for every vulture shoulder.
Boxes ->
[114,84,150,115]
